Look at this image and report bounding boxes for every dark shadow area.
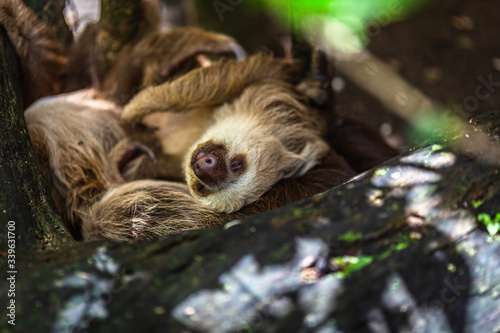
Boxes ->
[332,227,471,332]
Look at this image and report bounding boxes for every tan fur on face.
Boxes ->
[184,81,329,213]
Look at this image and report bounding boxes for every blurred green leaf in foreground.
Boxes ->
[251,0,429,53]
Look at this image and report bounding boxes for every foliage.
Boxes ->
[407,112,468,145]
[251,0,429,49]
[338,230,363,242]
[477,212,500,236]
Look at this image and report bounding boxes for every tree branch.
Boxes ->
[0,27,73,254]
[95,0,142,76]
[4,112,500,332]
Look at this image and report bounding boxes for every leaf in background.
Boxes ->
[478,213,500,236]
[251,0,430,52]
[487,223,500,237]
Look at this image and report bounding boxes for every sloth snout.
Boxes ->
[193,152,227,186]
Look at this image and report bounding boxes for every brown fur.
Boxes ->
[0,0,67,107]
[25,89,139,240]
[62,0,245,105]
[327,118,399,172]
[123,55,330,213]
[81,180,219,241]
[24,89,355,242]
[82,149,355,241]
[3,0,397,241]
[102,26,246,105]
[24,86,396,242]
[122,55,299,123]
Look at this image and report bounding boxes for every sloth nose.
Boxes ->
[193,153,224,185]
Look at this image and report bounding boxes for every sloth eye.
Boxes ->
[195,182,208,195]
[230,159,244,172]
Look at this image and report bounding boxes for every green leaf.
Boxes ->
[407,112,465,145]
[395,242,409,251]
[477,213,500,236]
[471,200,484,209]
[486,223,500,236]
[338,231,363,242]
[249,0,429,49]
[345,256,374,273]
[478,213,492,225]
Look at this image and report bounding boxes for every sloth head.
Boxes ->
[184,135,328,213]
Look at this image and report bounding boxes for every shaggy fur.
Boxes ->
[24,87,393,242]
[23,87,396,242]
[122,55,299,124]
[0,0,67,107]
[24,89,356,241]
[3,0,398,241]
[123,55,330,213]
[82,149,355,241]
[25,89,129,239]
[102,26,246,105]
[62,0,245,106]
[81,180,220,241]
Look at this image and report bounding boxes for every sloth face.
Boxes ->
[189,143,246,195]
[184,135,324,213]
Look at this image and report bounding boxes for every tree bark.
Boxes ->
[23,0,73,48]
[95,0,142,76]
[2,111,499,332]
[0,28,73,254]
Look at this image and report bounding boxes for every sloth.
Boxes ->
[2,0,398,241]
[0,0,67,107]
[122,54,331,213]
[0,0,245,108]
[24,88,356,241]
[24,87,393,242]
[65,23,246,105]
[100,26,246,105]
[23,89,148,239]
[63,0,246,105]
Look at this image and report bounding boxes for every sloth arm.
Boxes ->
[121,55,299,125]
